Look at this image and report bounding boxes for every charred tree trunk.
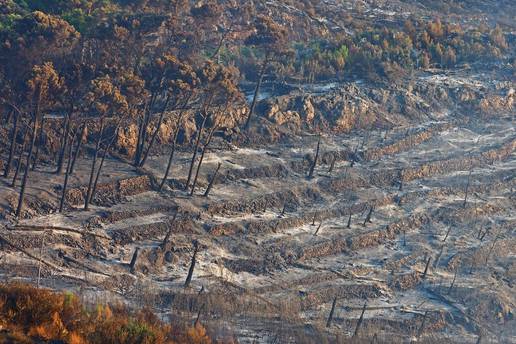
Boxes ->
[4,109,18,178]
[448,269,458,294]
[313,222,322,236]
[161,213,178,248]
[129,247,140,274]
[90,126,120,202]
[203,162,221,197]
[31,116,45,171]
[326,296,337,328]
[184,240,199,288]
[362,206,374,226]
[69,123,86,175]
[422,256,432,279]
[244,54,269,130]
[159,96,192,191]
[59,128,77,213]
[442,227,452,242]
[347,212,352,228]
[353,303,367,338]
[139,95,171,168]
[190,125,217,196]
[308,135,321,179]
[84,119,105,210]
[11,127,30,188]
[416,311,429,339]
[463,170,472,207]
[56,110,72,175]
[16,89,41,219]
[328,154,336,174]
[185,114,209,190]
[134,95,156,166]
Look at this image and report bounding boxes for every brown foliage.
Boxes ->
[0,283,216,344]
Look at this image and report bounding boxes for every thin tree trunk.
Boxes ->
[59,128,77,213]
[185,114,209,190]
[160,95,192,191]
[56,110,72,175]
[135,95,156,166]
[139,95,171,168]
[422,256,432,279]
[4,109,17,178]
[16,103,40,219]
[12,127,30,187]
[463,170,472,207]
[244,54,269,130]
[31,116,45,171]
[84,119,105,210]
[184,240,199,287]
[203,162,221,197]
[129,247,140,274]
[308,135,321,179]
[347,212,352,228]
[91,125,120,202]
[190,125,217,196]
[69,123,86,175]
[353,303,367,338]
[161,213,178,248]
[326,296,337,328]
[416,311,429,339]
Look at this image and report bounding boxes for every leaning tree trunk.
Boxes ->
[4,109,18,178]
[56,110,72,175]
[159,95,192,191]
[69,123,86,175]
[84,119,105,210]
[244,53,269,130]
[185,114,209,190]
[134,94,156,166]
[190,125,217,196]
[203,162,221,197]
[308,135,321,178]
[11,126,30,188]
[31,116,45,171]
[184,240,199,288]
[90,125,119,202]
[15,107,40,219]
[59,128,77,213]
[139,95,171,168]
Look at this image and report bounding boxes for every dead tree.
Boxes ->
[416,311,429,340]
[313,222,322,236]
[184,240,199,288]
[55,110,72,175]
[11,127,30,188]
[442,227,452,242]
[3,108,18,178]
[203,162,221,197]
[15,111,41,218]
[185,113,209,191]
[448,269,458,294]
[90,125,120,202]
[31,116,45,171]
[308,135,321,179]
[328,154,336,174]
[59,127,77,213]
[69,123,86,175]
[362,206,374,226]
[434,245,445,268]
[139,95,171,168]
[463,170,472,207]
[159,94,193,191]
[84,119,105,210]
[398,169,404,191]
[194,303,206,327]
[326,296,337,328]
[422,256,432,279]
[129,247,140,274]
[312,212,317,226]
[347,212,352,228]
[280,202,287,217]
[353,303,367,338]
[190,119,219,196]
[161,213,178,248]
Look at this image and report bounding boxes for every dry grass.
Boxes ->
[0,283,218,344]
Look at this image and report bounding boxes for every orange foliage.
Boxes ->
[0,283,221,344]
